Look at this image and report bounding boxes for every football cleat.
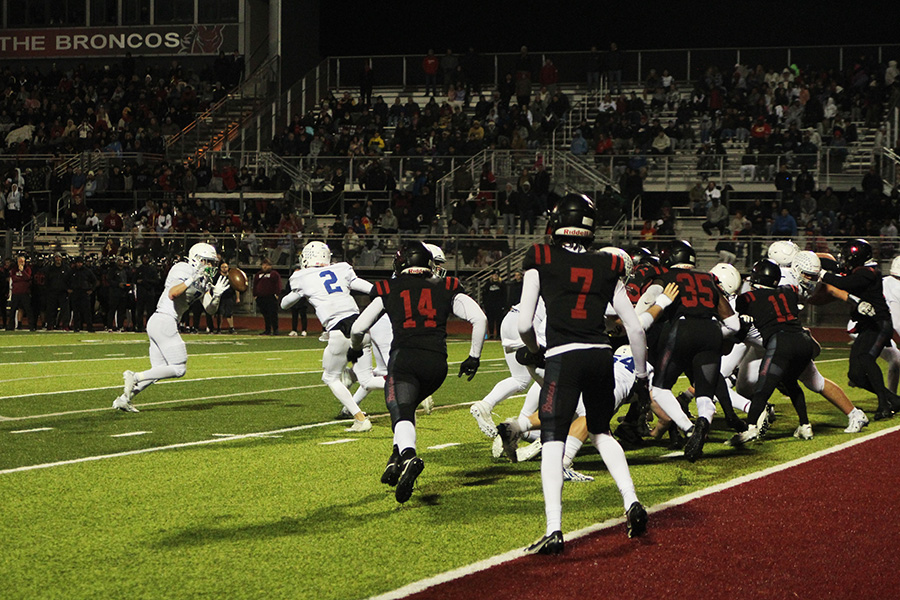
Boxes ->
[525,530,564,555]
[562,467,594,482]
[469,401,498,438]
[422,395,434,415]
[667,426,686,450]
[844,408,869,433]
[497,419,522,463]
[112,395,139,413]
[625,502,648,538]
[683,417,710,463]
[756,409,771,438]
[516,440,543,462]
[123,370,137,401]
[614,422,645,447]
[381,449,401,486]
[726,424,759,446]
[766,403,777,423]
[345,417,372,433]
[491,436,504,459]
[793,423,814,440]
[395,455,425,503]
[335,407,353,420]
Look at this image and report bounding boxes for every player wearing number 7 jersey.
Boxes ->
[348,240,487,504]
[281,241,381,432]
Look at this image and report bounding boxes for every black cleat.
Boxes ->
[525,530,564,555]
[626,501,648,538]
[684,417,710,463]
[874,405,895,421]
[667,426,686,450]
[381,448,401,487]
[496,420,522,463]
[334,407,354,420]
[395,456,424,503]
[615,422,646,447]
[725,413,748,433]
[676,391,695,419]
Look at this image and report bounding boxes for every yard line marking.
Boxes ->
[427,443,461,450]
[266,358,282,361]
[0,420,363,475]
[319,439,358,445]
[367,423,900,600]
[3,350,25,354]
[104,353,126,357]
[661,451,683,458]
[111,431,151,438]
[10,427,54,434]
[211,433,237,437]
[54,352,73,355]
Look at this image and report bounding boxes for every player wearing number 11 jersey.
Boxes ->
[349,241,487,504]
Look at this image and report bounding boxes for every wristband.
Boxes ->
[654,294,674,310]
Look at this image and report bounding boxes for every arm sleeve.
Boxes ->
[350,296,385,349]
[280,290,303,310]
[613,281,648,377]
[350,277,374,295]
[517,269,541,352]
[635,283,664,314]
[452,294,487,358]
[823,270,872,294]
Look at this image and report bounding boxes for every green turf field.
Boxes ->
[0,331,891,599]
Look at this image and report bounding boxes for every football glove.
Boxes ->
[346,346,364,364]
[515,346,546,369]
[458,356,480,381]
[631,375,652,413]
[211,275,231,299]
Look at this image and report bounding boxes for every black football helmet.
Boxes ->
[548,193,596,245]
[393,240,433,276]
[750,259,781,289]
[626,245,656,266]
[660,240,696,268]
[840,239,873,271]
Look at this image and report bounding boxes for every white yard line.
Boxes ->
[110,431,151,438]
[367,423,900,600]
[9,427,54,434]
[319,439,359,445]
[427,443,461,450]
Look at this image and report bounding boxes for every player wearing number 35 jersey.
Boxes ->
[349,241,487,504]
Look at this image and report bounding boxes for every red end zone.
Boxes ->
[397,428,900,599]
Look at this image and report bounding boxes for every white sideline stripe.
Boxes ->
[367,423,900,600]
[319,438,358,445]
[427,443,461,450]
[1,384,327,421]
[0,420,353,475]
[10,427,54,434]
[211,433,236,437]
[111,431,151,438]
[0,358,506,401]
[660,451,683,458]
[104,353,126,357]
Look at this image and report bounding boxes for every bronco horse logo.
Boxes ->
[179,25,224,54]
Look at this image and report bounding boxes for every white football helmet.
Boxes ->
[709,263,742,296]
[423,243,446,277]
[614,344,632,358]
[301,241,332,269]
[791,251,822,288]
[600,246,634,281]
[188,242,218,278]
[891,255,900,278]
[768,240,800,267]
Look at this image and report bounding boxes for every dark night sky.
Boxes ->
[319,1,897,57]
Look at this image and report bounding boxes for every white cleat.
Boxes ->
[469,401,498,438]
[793,423,814,440]
[319,331,329,343]
[346,417,372,433]
[113,395,139,413]
[491,436,504,459]
[844,408,869,433]
[288,330,298,337]
[123,370,137,401]
[726,424,758,447]
[516,439,543,462]
[562,467,594,482]
[422,395,434,415]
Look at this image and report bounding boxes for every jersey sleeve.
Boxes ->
[522,244,550,272]
[371,279,392,299]
[444,276,465,298]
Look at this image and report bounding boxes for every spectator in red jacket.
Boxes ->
[539,58,559,95]
[103,207,124,232]
[8,255,36,331]
[422,49,439,97]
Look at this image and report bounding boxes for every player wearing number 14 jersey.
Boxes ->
[349,241,487,504]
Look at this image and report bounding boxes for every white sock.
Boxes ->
[351,385,370,406]
[521,430,540,443]
[516,415,533,434]
[482,376,529,411]
[652,386,694,431]
[696,395,716,424]
[562,435,583,469]
[592,433,638,510]
[520,382,541,418]
[729,387,752,413]
[136,365,184,383]
[541,440,565,534]
[393,420,416,454]
[327,381,363,417]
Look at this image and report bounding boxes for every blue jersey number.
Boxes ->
[319,270,343,294]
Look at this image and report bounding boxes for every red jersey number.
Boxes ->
[676,272,716,308]
[400,288,438,328]
[767,293,796,323]
[570,267,594,320]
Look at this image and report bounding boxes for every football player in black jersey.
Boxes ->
[515,193,652,555]
[730,259,821,445]
[348,241,487,503]
[820,239,900,420]
[640,240,741,462]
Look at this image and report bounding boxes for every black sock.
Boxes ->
[399,447,417,462]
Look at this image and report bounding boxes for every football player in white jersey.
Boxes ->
[281,241,379,432]
[875,255,900,392]
[114,243,230,412]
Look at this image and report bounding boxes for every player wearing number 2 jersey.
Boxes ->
[348,241,487,504]
[517,193,652,555]
[281,241,379,432]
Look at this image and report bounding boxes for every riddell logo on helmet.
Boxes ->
[556,227,591,237]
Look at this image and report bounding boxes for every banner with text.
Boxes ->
[0,24,238,58]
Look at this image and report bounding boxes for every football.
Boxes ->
[227,267,249,292]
